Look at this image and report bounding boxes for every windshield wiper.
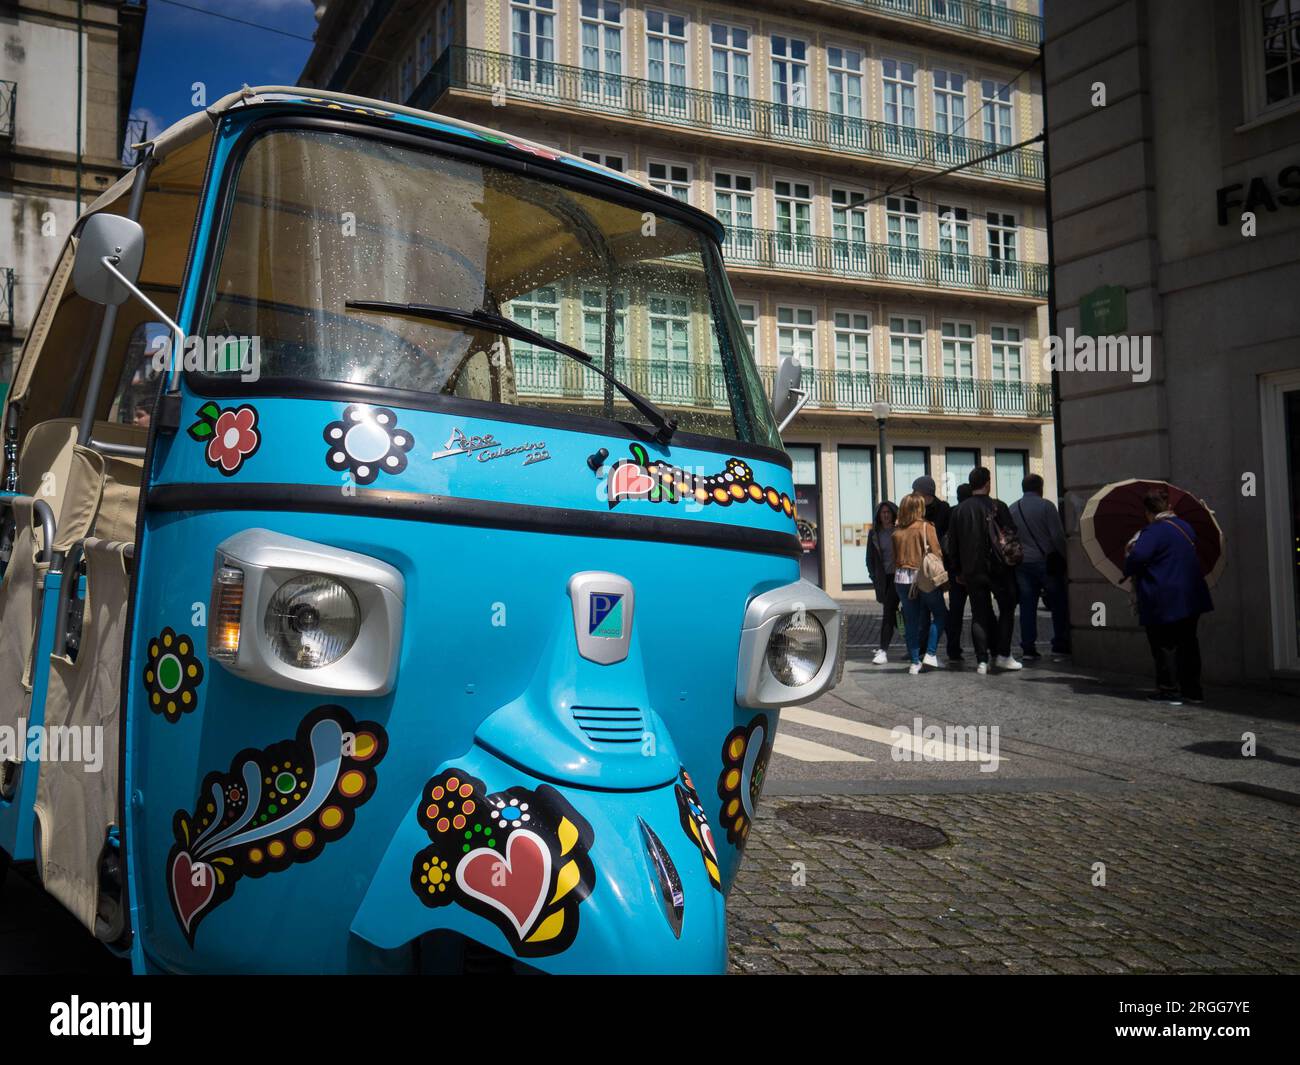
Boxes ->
[346,300,678,444]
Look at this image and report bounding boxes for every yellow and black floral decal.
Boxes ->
[603,442,795,517]
[165,705,387,945]
[410,769,596,958]
[717,715,775,849]
[676,768,721,890]
[143,627,204,722]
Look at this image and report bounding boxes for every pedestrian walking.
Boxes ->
[949,466,1023,674]
[892,492,948,674]
[866,500,900,664]
[1123,485,1213,706]
[1010,473,1071,660]
[945,482,972,659]
[911,475,950,657]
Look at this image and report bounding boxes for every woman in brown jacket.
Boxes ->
[892,492,949,674]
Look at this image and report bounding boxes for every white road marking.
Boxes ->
[771,732,873,763]
[781,705,1005,763]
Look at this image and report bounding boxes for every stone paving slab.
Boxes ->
[727,785,1300,974]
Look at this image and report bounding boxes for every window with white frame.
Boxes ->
[714,171,755,234]
[511,0,556,85]
[888,315,925,377]
[990,324,1023,382]
[775,179,812,258]
[581,149,626,171]
[647,9,688,111]
[885,195,920,264]
[776,306,816,369]
[940,320,974,381]
[580,288,627,393]
[882,58,917,127]
[649,294,692,366]
[981,77,1014,145]
[833,311,871,374]
[580,0,624,83]
[938,203,971,281]
[933,68,967,144]
[648,160,691,202]
[828,46,864,121]
[987,211,1018,280]
[771,35,809,122]
[1247,0,1300,113]
[735,300,759,355]
[831,187,868,259]
[506,286,560,384]
[711,23,751,99]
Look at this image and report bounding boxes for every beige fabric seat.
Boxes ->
[34,538,131,937]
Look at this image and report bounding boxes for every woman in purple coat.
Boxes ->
[1123,486,1214,705]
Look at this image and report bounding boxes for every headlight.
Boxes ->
[765,612,827,687]
[264,574,360,669]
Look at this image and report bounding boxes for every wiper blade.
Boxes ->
[346,300,678,443]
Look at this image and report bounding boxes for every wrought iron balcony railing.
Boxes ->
[848,0,1042,47]
[416,48,1044,185]
[722,226,1048,299]
[511,352,1052,419]
[1,268,15,331]
[0,80,15,140]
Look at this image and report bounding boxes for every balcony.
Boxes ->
[722,226,1048,300]
[511,353,1052,419]
[1,80,15,141]
[417,48,1044,186]
[842,0,1042,47]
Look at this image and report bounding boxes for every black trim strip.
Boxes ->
[147,482,803,558]
[184,378,792,467]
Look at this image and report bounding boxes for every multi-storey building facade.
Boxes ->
[301,0,1051,595]
[0,0,145,386]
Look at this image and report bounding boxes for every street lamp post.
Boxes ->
[873,400,891,504]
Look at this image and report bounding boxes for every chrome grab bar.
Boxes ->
[89,438,147,459]
[32,498,56,564]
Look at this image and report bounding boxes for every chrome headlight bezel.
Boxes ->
[736,580,842,708]
[209,529,404,696]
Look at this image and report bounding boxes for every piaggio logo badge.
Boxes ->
[589,593,624,639]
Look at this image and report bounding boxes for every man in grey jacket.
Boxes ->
[1009,473,1070,658]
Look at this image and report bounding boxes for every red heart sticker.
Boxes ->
[456,829,552,939]
[608,462,654,503]
[170,850,216,935]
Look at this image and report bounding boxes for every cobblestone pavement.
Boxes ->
[728,785,1300,974]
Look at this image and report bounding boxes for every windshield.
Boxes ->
[200,126,781,449]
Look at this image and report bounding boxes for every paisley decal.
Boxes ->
[143,627,204,722]
[165,705,387,945]
[675,768,721,890]
[187,402,261,476]
[410,769,595,957]
[324,404,414,485]
[717,715,775,849]
[602,443,795,517]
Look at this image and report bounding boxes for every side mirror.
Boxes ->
[771,354,808,432]
[72,213,145,306]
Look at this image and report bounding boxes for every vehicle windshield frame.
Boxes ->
[186,112,786,460]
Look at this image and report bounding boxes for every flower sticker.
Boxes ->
[324,405,414,485]
[144,627,204,722]
[187,403,261,476]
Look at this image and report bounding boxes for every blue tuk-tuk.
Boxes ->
[0,87,841,974]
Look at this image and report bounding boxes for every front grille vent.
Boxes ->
[571,706,646,746]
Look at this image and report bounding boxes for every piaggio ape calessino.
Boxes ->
[0,87,841,974]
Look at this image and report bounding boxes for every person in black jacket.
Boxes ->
[945,482,972,659]
[949,466,1022,674]
[866,500,900,664]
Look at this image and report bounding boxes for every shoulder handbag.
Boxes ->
[1014,501,1066,576]
[917,523,949,592]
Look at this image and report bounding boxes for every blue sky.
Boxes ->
[129,0,320,140]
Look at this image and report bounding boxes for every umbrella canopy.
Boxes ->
[1080,479,1226,588]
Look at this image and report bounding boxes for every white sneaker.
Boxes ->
[908,662,922,675]
[976,661,989,675]
[995,655,1023,671]
[872,649,888,664]
[922,653,939,668]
